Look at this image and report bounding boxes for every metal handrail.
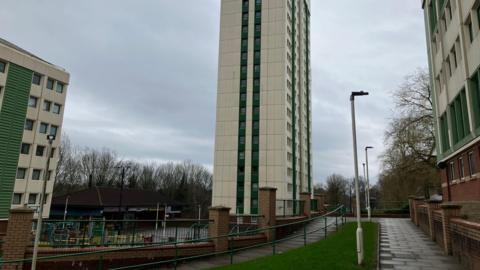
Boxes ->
[0,205,345,268]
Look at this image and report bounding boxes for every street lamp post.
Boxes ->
[31,134,55,270]
[350,91,368,265]
[362,163,367,210]
[365,146,373,222]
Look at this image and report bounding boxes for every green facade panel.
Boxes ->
[0,63,32,218]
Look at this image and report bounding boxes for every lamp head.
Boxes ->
[365,146,374,150]
[47,134,55,143]
[350,91,369,100]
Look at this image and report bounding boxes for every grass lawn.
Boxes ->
[214,222,378,270]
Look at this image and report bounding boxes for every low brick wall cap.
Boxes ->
[426,199,442,203]
[440,203,462,209]
[9,208,35,214]
[209,206,231,211]
[259,187,277,191]
[299,192,311,196]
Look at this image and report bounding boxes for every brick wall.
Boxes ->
[450,218,480,270]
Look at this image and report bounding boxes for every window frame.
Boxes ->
[46,78,54,90]
[32,73,42,85]
[12,193,22,205]
[31,169,42,180]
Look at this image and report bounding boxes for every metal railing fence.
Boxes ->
[0,206,345,270]
[275,199,305,217]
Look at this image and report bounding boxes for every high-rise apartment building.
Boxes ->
[421,0,480,200]
[0,38,69,219]
[213,0,312,214]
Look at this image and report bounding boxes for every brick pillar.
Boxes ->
[1,208,34,270]
[208,206,230,252]
[408,196,415,223]
[314,194,326,212]
[426,200,441,240]
[412,197,424,226]
[258,187,276,241]
[440,203,461,255]
[300,192,311,218]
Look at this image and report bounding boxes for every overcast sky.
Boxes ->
[0,1,428,186]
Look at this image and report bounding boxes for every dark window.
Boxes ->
[243,0,248,8]
[240,107,246,115]
[46,170,52,181]
[20,143,30,155]
[253,93,260,101]
[242,39,248,47]
[254,65,260,72]
[255,12,261,19]
[28,96,38,108]
[253,136,259,144]
[39,122,49,134]
[239,152,245,160]
[25,119,34,131]
[256,0,261,4]
[255,38,261,46]
[241,79,247,87]
[467,19,474,43]
[56,82,64,93]
[254,51,260,59]
[459,157,465,179]
[16,168,27,179]
[28,193,38,204]
[240,121,246,129]
[241,66,247,73]
[255,24,261,32]
[468,151,476,176]
[240,93,247,101]
[253,106,260,114]
[12,193,22,205]
[253,121,259,129]
[50,125,58,136]
[448,162,455,182]
[254,79,260,86]
[32,73,42,85]
[52,103,61,114]
[46,78,54,90]
[239,136,245,145]
[241,52,247,60]
[0,61,5,73]
[36,145,45,156]
[43,100,51,111]
[32,169,41,180]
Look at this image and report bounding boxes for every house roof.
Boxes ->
[51,187,181,208]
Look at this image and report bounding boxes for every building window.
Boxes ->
[241,52,247,61]
[43,194,49,204]
[253,106,259,114]
[43,100,51,111]
[28,96,38,108]
[20,143,30,155]
[468,151,476,176]
[46,78,54,90]
[239,136,245,145]
[253,136,259,144]
[240,107,246,115]
[50,125,58,136]
[254,79,260,87]
[254,65,260,73]
[449,89,470,144]
[0,61,5,73]
[240,121,246,129]
[25,119,34,131]
[459,157,465,179]
[255,38,261,46]
[240,93,247,101]
[32,169,41,180]
[253,121,259,129]
[467,17,474,43]
[12,193,22,205]
[39,122,49,134]
[239,152,245,160]
[255,12,261,20]
[32,73,42,85]
[240,79,247,87]
[448,162,455,182]
[52,103,61,114]
[16,168,27,179]
[36,145,45,157]
[253,93,260,101]
[28,193,38,205]
[56,82,64,93]
[242,26,248,34]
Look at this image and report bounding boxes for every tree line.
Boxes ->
[54,136,212,218]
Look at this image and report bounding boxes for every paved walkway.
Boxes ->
[379,218,463,270]
[152,216,341,269]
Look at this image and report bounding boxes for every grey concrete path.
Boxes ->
[149,216,341,270]
[379,218,463,270]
